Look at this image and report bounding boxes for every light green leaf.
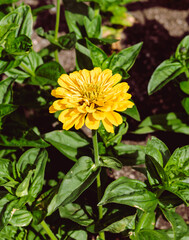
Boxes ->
[15,170,33,197]
[9,209,32,227]
[99,156,122,169]
[180,81,189,95]
[0,104,18,118]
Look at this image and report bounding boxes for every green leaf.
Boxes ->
[180,81,189,95]
[9,209,32,227]
[0,77,14,104]
[59,203,93,226]
[0,5,32,38]
[47,156,100,215]
[5,67,30,83]
[63,229,88,240]
[86,38,107,67]
[134,229,170,240]
[75,41,93,70]
[0,23,18,44]
[28,149,48,198]
[161,208,188,240]
[15,170,33,197]
[32,61,65,86]
[175,35,189,59]
[109,42,143,73]
[63,0,92,39]
[137,211,156,230]
[114,143,146,165]
[5,34,32,56]
[122,102,141,121]
[99,177,158,211]
[0,129,49,148]
[181,97,189,114]
[147,136,171,166]
[0,0,18,5]
[0,158,13,184]
[44,130,89,161]
[99,156,122,169]
[84,15,101,38]
[0,104,18,118]
[32,4,55,16]
[145,145,168,187]
[134,112,189,135]
[148,60,184,95]
[164,145,189,181]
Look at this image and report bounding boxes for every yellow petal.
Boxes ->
[62,111,81,130]
[99,69,112,84]
[105,111,123,126]
[93,111,105,120]
[75,114,86,129]
[90,67,102,84]
[53,100,66,111]
[51,87,65,98]
[80,69,90,84]
[49,105,56,113]
[58,109,71,123]
[85,113,100,130]
[109,73,122,85]
[102,118,114,133]
[97,104,112,112]
[86,103,95,113]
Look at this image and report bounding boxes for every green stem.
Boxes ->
[20,62,35,77]
[92,130,105,240]
[54,0,61,62]
[41,220,58,240]
[135,212,148,233]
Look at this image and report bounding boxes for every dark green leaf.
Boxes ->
[0,77,14,104]
[99,156,122,169]
[47,156,100,215]
[32,61,65,86]
[134,112,189,135]
[122,102,141,121]
[161,208,188,240]
[99,177,158,211]
[0,158,13,184]
[44,130,89,161]
[32,4,55,16]
[59,203,93,226]
[5,34,32,56]
[109,42,143,73]
[0,129,49,148]
[76,41,93,70]
[9,209,32,227]
[148,60,184,95]
[86,38,107,67]
[63,0,92,39]
[114,143,146,165]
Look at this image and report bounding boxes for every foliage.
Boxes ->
[0,0,188,240]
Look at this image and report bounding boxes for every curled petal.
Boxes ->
[75,114,86,129]
[105,111,123,126]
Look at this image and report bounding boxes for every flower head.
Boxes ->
[49,67,134,133]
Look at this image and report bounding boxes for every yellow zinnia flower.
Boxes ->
[49,67,134,133]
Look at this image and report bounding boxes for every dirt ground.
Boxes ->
[19,0,189,233]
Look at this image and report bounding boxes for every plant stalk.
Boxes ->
[41,220,58,240]
[135,211,148,233]
[54,0,61,63]
[20,62,35,77]
[92,130,105,240]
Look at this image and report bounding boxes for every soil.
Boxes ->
[17,0,189,235]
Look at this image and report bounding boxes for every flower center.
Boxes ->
[82,83,101,102]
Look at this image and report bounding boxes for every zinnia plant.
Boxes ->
[49,67,134,133]
[49,67,134,239]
